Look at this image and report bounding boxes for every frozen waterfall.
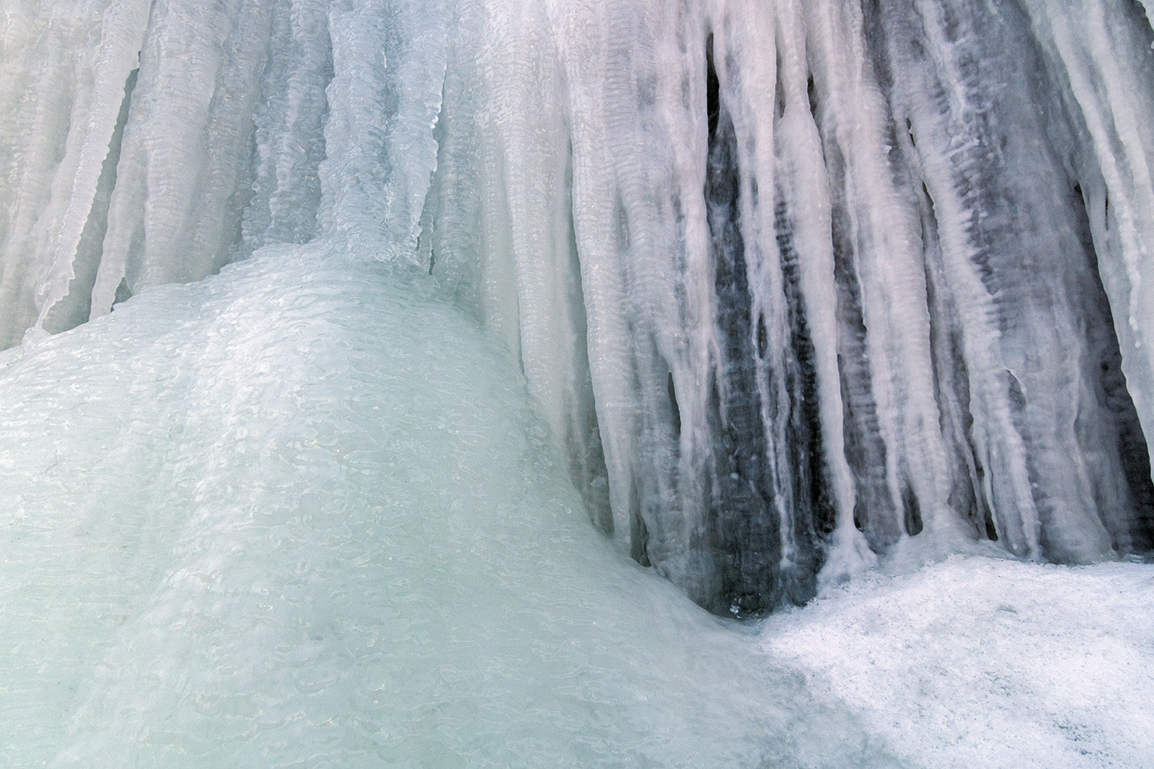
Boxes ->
[2,0,1154,764]
[4,0,1153,614]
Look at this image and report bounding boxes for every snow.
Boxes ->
[765,555,1154,769]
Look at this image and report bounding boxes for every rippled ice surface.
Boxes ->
[0,245,896,767]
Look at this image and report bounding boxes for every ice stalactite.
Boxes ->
[1,0,1153,615]
[451,0,1154,612]
[241,0,334,255]
[873,0,1154,561]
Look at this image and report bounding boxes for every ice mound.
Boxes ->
[0,244,896,767]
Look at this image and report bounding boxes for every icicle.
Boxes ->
[544,0,643,550]
[318,0,448,263]
[0,2,113,348]
[774,0,876,583]
[91,0,276,316]
[1023,0,1154,487]
[31,0,150,338]
[242,0,333,254]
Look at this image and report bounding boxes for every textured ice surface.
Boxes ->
[765,555,1154,769]
[0,246,898,767]
[3,0,1154,614]
[2,2,1154,762]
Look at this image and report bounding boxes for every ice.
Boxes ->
[0,244,898,767]
[1022,0,1154,489]
[91,0,276,309]
[320,0,448,263]
[1,243,1148,766]
[0,0,115,347]
[431,0,1154,611]
[2,0,1154,762]
[4,0,1153,614]
[241,0,332,254]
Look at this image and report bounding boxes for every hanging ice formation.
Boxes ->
[2,0,1153,615]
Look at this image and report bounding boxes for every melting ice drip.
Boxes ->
[2,0,1154,617]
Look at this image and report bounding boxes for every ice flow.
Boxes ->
[2,0,1154,765]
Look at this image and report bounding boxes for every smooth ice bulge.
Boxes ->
[0,245,898,766]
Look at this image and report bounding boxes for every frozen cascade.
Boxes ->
[1,0,1154,763]
[1,0,1154,750]
[3,0,1154,611]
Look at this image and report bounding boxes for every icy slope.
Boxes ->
[0,245,897,767]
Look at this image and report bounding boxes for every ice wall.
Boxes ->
[1,0,1153,615]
